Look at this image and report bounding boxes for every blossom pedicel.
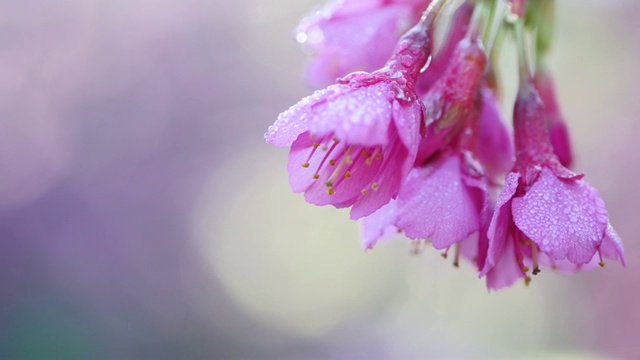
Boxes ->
[266,0,625,290]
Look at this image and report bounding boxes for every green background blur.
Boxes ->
[0,0,638,359]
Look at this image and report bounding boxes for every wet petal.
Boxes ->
[512,168,608,264]
[395,155,483,249]
[481,172,520,276]
[360,200,400,250]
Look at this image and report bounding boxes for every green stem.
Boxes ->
[512,19,530,86]
[483,0,498,46]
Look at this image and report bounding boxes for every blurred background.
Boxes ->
[0,0,638,359]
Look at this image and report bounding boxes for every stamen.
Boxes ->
[598,250,605,267]
[313,174,320,179]
[313,140,341,177]
[371,182,379,191]
[329,160,336,166]
[453,243,461,268]
[332,146,366,189]
[524,276,532,286]
[411,240,422,255]
[302,134,329,168]
[327,188,334,195]
[522,266,530,273]
[361,189,368,196]
[531,243,541,275]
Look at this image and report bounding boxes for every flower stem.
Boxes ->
[483,0,498,46]
[511,18,530,87]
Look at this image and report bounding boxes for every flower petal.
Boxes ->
[360,200,400,250]
[512,168,608,264]
[480,172,520,277]
[308,82,394,147]
[477,86,514,177]
[600,222,626,266]
[485,233,526,290]
[395,155,483,249]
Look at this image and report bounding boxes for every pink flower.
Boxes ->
[362,152,488,253]
[266,9,440,219]
[362,25,490,263]
[297,0,430,88]
[416,33,487,164]
[533,68,574,167]
[480,83,625,290]
[416,1,474,94]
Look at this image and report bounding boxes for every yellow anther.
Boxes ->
[345,171,351,178]
[599,262,606,268]
[441,253,448,259]
[313,174,320,179]
[327,188,335,195]
[325,180,333,187]
[522,266,530,273]
[333,138,340,144]
[345,156,353,165]
[313,143,320,149]
[371,182,379,191]
[525,276,532,286]
[365,157,373,166]
[374,153,382,161]
[361,189,368,196]
[321,145,329,151]
[329,160,336,166]
[361,150,368,156]
[301,162,310,168]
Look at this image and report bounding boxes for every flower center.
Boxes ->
[299,132,400,197]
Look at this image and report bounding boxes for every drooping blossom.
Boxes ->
[362,23,490,263]
[416,0,474,94]
[297,0,431,88]
[480,82,625,290]
[416,30,487,164]
[362,152,488,259]
[533,67,573,167]
[266,4,444,219]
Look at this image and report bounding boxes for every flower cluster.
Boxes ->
[265,0,625,290]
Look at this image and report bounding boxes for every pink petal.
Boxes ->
[548,120,574,168]
[299,3,418,88]
[481,172,520,277]
[477,86,514,177]
[485,232,526,290]
[600,222,626,266]
[511,168,609,264]
[350,140,409,219]
[308,82,394,147]
[360,200,400,250]
[395,155,483,249]
[534,250,600,274]
[265,85,344,147]
[392,99,422,161]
